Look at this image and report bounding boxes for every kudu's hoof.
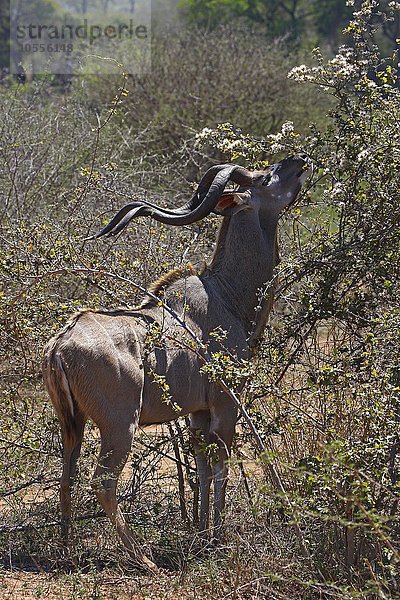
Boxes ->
[135,557,175,577]
[134,554,159,574]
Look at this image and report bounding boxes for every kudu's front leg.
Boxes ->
[189,410,212,535]
[210,398,237,543]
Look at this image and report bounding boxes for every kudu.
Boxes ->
[43,155,310,571]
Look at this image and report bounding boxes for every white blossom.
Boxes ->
[357,149,370,162]
[281,121,294,136]
[330,182,346,198]
[221,139,244,153]
[329,46,359,79]
[288,64,308,78]
[288,63,324,83]
[288,64,312,82]
[195,127,213,140]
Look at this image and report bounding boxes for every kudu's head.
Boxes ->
[93,155,311,238]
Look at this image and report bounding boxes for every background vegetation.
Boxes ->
[1,0,399,598]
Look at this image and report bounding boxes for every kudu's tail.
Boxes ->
[43,348,78,446]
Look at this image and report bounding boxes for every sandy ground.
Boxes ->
[0,570,198,600]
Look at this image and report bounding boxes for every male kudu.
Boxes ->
[43,155,311,571]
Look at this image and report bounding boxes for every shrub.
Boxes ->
[1,2,399,596]
[196,0,400,592]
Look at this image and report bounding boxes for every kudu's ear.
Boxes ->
[213,191,251,217]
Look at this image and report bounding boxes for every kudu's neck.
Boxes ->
[204,211,280,350]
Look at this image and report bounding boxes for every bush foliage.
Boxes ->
[1,1,399,597]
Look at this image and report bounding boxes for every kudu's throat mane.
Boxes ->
[140,263,197,308]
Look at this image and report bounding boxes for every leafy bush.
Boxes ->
[196,0,400,592]
[1,1,399,597]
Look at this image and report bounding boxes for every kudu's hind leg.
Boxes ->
[60,410,86,545]
[93,423,157,572]
[190,411,212,535]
